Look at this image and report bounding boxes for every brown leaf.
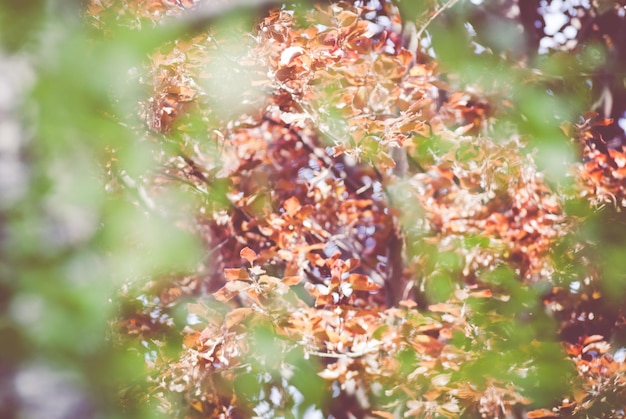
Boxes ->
[399,300,418,308]
[526,409,559,418]
[347,273,381,292]
[344,319,367,334]
[583,334,605,345]
[279,46,304,67]
[315,294,335,307]
[469,289,493,298]
[345,258,360,271]
[283,196,301,217]
[183,331,200,349]
[428,303,461,316]
[245,287,264,306]
[281,276,302,286]
[409,334,444,355]
[225,307,254,329]
[304,282,321,297]
[214,281,248,302]
[190,400,203,413]
[224,268,250,281]
[240,247,257,264]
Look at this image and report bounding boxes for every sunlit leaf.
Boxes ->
[214,281,249,302]
[281,276,301,286]
[224,268,250,282]
[347,273,381,292]
[225,307,254,329]
[240,247,257,264]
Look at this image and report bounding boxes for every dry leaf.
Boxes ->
[240,247,257,264]
[224,268,250,281]
[225,307,254,329]
[283,196,301,217]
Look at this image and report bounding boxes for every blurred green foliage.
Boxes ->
[0,2,202,418]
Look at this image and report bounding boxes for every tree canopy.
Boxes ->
[2,0,626,418]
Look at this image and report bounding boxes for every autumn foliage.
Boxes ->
[83,1,626,418]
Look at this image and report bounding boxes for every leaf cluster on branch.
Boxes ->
[87,0,626,418]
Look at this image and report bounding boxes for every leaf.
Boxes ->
[190,400,203,413]
[428,302,461,316]
[240,247,257,264]
[183,331,200,349]
[315,294,335,307]
[245,287,264,305]
[280,112,308,126]
[469,289,492,298]
[281,276,301,286]
[283,196,301,217]
[224,268,250,281]
[339,282,353,297]
[439,401,460,413]
[249,265,266,276]
[345,258,360,271]
[279,46,304,67]
[225,307,254,329]
[304,282,321,297]
[409,334,444,355]
[214,281,248,302]
[431,373,451,387]
[399,300,418,308]
[583,335,604,345]
[526,409,559,418]
[347,273,381,292]
[318,367,341,380]
[344,319,366,334]
[377,151,396,169]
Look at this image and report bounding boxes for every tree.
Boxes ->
[1,0,626,418]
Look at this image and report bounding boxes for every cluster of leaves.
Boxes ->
[84,0,626,418]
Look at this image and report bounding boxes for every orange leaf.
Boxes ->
[344,319,367,334]
[526,409,558,418]
[332,144,346,157]
[307,252,326,267]
[214,281,248,302]
[377,151,396,169]
[190,400,203,413]
[583,334,605,345]
[283,196,301,217]
[224,268,250,281]
[347,274,381,292]
[183,331,200,349]
[304,282,321,297]
[225,307,254,329]
[409,334,444,355]
[345,258,360,271]
[428,303,461,316]
[245,288,263,306]
[281,276,301,286]
[315,294,335,307]
[469,289,492,298]
[240,247,257,264]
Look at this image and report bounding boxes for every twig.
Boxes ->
[306,346,380,359]
[414,0,461,46]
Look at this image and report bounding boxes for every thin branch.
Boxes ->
[306,347,380,359]
[414,0,461,46]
